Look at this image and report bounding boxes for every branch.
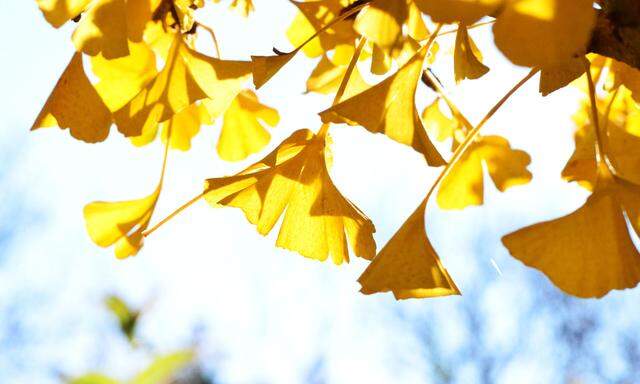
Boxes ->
[589,0,640,69]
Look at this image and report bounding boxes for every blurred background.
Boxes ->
[2,1,640,383]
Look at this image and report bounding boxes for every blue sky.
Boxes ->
[1,1,640,383]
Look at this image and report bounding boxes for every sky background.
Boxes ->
[1,1,640,383]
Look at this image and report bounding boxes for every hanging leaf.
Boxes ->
[320,45,446,166]
[438,135,532,210]
[84,187,160,259]
[114,35,251,137]
[454,24,489,82]
[503,164,640,298]
[354,0,407,49]
[359,198,460,299]
[203,129,376,264]
[32,53,112,143]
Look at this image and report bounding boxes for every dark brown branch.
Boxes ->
[589,0,640,70]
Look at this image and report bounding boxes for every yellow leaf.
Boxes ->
[217,90,280,161]
[493,0,596,68]
[91,41,158,112]
[539,57,586,96]
[230,0,254,16]
[306,55,369,97]
[437,135,532,209]
[32,52,112,143]
[370,42,392,75]
[38,0,158,59]
[114,35,251,137]
[251,52,298,89]
[358,198,460,299]
[203,129,376,264]
[286,0,357,58]
[320,45,446,166]
[71,0,129,59]
[84,187,160,259]
[454,24,489,82]
[256,0,359,88]
[414,0,502,25]
[407,1,429,41]
[563,93,640,190]
[503,164,640,298]
[354,0,407,49]
[36,0,93,28]
[130,103,211,151]
[421,98,458,142]
[611,60,640,103]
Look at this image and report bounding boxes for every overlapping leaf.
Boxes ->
[438,135,532,209]
[454,24,489,82]
[493,0,596,68]
[216,90,280,161]
[354,0,407,49]
[414,0,501,25]
[203,129,376,264]
[114,35,251,137]
[320,44,445,166]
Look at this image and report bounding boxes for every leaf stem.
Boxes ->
[583,57,606,163]
[196,22,221,58]
[437,20,495,37]
[332,37,367,106]
[282,1,369,55]
[318,38,368,137]
[422,69,474,133]
[425,67,539,201]
[143,192,205,237]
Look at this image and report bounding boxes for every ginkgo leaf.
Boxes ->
[71,0,129,59]
[354,0,407,49]
[114,35,251,137]
[493,0,596,68]
[130,103,211,151]
[437,135,532,209]
[36,0,93,28]
[370,42,392,75]
[563,94,640,190]
[203,129,376,264]
[414,0,502,25]
[217,90,279,161]
[359,198,460,299]
[230,0,255,16]
[84,187,160,259]
[539,57,586,96]
[319,45,446,166]
[255,0,359,88]
[407,1,429,41]
[91,41,158,112]
[32,52,112,143]
[38,0,158,59]
[503,164,640,298]
[610,60,640,103]
[454,24,489,82]
[421,98,459,142]
[306,55,369,97]
[286,0,356,58]
[251,52,298,89]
